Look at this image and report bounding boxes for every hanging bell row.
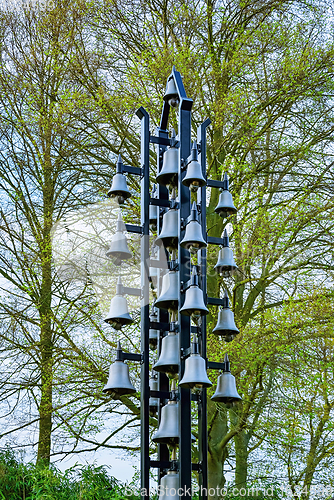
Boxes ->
[180,266,209,320]
[163,76,180,108]
[182,141,206,192]
[211,354,242,404]
[153,382,196,445]
[153,330,179,377]
[103,341,136,397]
[214,229,238,276]
[179,335,212,389]
[213,290,239,340]
[106,212,132,265]
[155,190,178,252]
[154,270,179,312]
[156,129,179,188]
[104,277,133,330]
[180,201,207,253]
[214,172,237,218]
[158,471,180,500]
[107,155,131,205]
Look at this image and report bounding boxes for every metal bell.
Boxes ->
[212,290,239,337]
[104,277,134,330]
[149,369,159,416]
[103,342,136,397]
[182,141,206,191]
[106,213,132,265]
[149,184,159,230]
[179,335,212,389]
[107,155,131,204]
[158,471,180,500]
[155,208,178,252]
[211,354,242,404]
[149,307,159,350]
[156,129,179,187]
[155,271,179,311]
[153,400,179,445]
[153,389,196,444]
[180,202,207,253]
[180,267,209,319]
[153,331,179,376]
[163,76,179,108]
[214,173,237,218]
[214,229,237,276]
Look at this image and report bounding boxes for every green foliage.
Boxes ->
[0,449,137,500]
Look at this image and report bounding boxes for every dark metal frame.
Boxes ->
[122,67,228,499]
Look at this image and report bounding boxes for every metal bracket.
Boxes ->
[149,321,172,331]
[121,352,142,363]
[207,236,225,246]
[207,297,223,306]
[149,197,171,208]
[207,360,225,370]
[207,179,227,189]
[180,347,191,360]
[122,286,143,298]
[122,165,144,176]
[125,224,143,234]
[167,260,179,271]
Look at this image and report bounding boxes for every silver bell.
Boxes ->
[182,141,206,191]
[156,129,179,187]
[155,271,179,311]
[104,277,134,330]
[211,354,242,404]
[155,208,178,252]
[107,155,131,204]
[213,290,239,337]
[180,201,207,253]
[179,335,212,389]
[153,400,179,445]
[149,370,159,416]
[214,229,237,276]
[103,342,136,397]
[214,173,237,218]
[106,213,132,265]
[153,395,196,444]
[159,471,180,500]
[163,77,179,108]
[180,267,209,319]
[153,331,179,377]
[149,307,159,350]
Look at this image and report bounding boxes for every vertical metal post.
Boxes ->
[173,67,193,498]
[197,119,211,500]
[136,107,150,499]
[155,112,171,479]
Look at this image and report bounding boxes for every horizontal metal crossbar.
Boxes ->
[125,223,143,234]
[149,390,172,400]
[122,165,143,176]
[207,179,226,189]
[122,286,142,297]
[207,297,223,306]
[207,361,225,370]
[149,321,171,331]
[149,197,171,208]
[150,135,172,146]
[121,352,142,363]
[207,236,225,246]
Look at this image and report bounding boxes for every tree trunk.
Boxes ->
[234,430,248,490]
